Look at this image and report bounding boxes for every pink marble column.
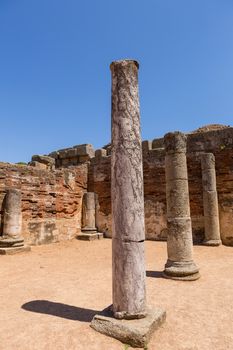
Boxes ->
[111,60,146,319]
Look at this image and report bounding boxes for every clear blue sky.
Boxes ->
[0,0,233,163]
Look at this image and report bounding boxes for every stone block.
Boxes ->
[63,149,77,158]
[91,306,166,348]
[31,155,55,166]
[95,149,107,158]
[78,155,90,163]
[73,144,95,158]
[152,137,164,149]
[76,232,103,241]
[0,245,31,255]
[29,161,47,170]
[58,150,72,160]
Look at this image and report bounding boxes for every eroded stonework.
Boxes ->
[0,124,233,246]
[0,162,88,245]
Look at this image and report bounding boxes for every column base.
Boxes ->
[202,239,222,246]
[81,227,97,233]
[163,260,200,281]
[91,306,166,348]
[0,245,31,255]
[113,307,147,320]
[0,237,25,248]
[77,232,103,241]
[0,237,31,255]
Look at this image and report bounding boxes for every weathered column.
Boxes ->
[163,132,200,280]
[77,192,103,241]
[110,60,146,319]
[201,153,221,246]
[91,60,165,348]
[82,192,97,232]
[0,189,30,254]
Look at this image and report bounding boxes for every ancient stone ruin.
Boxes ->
[0,58,233,347]
[163,132,199,280]
[0,189,30,254]
[201,153,222,246]
[90,60,165,347]
[1,124,232,248]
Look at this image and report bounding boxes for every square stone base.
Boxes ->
[91,307,166,348]
[0,245,31,255]
[77,233,103,241]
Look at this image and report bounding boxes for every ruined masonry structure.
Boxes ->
[0,122,233,247]
[201,153,221,246]
[0,189,30,254]
[163,132,200,280]
[91,60,165,348]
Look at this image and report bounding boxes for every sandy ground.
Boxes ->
[0,239,232,350]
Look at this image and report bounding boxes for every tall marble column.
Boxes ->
[163,132,200,280]
[91,60,165,348]
[110,60,146,319]
[0,189,30,254]
[201,153,221,246]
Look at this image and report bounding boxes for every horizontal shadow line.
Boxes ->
[21,300,100,322]
[146,270,164,278]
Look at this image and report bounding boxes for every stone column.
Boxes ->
[110,60,146,319]
[82,192,97,232]
[0,189,30,254]
[163,132,200,280]
[77,192,103,241]
[91,59,165,348]
[201,153,221,246]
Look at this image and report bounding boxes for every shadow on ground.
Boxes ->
[146,270,164,278]
[22,300,100,322]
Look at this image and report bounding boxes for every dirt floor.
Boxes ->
[0,239,232,350]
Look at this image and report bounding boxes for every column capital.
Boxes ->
[110,59,139,71]
[201,152,215,170]
[164,131,187,154]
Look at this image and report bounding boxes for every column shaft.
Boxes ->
[82,192,97,232]
[164,132,200,280]
[201,153,221,246]
[0,189,28,250]
[111,60,146,319]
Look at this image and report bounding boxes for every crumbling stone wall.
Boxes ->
[49,144,94,168]
[0,126,232,247]
[88,127,233,246]
[0,162,87,245]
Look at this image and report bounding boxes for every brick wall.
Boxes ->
[89,127,233,246]
[0,163,88,245]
